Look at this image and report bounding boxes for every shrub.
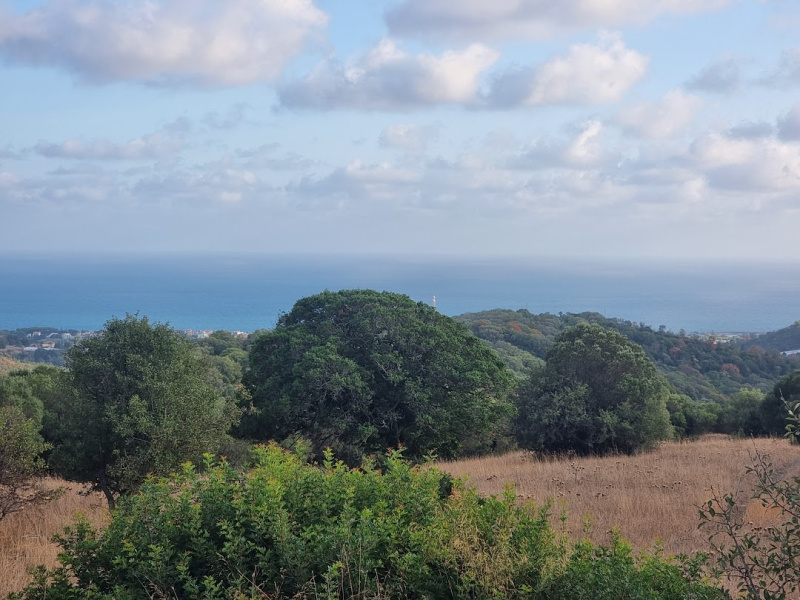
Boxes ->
[10,445,725,599]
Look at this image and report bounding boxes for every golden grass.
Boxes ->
[0,478,108,597]
[439,435,800,556]
[0,356,31,376]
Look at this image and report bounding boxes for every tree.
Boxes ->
[514,323,673,455]
[240,290,516,464]
[0,375,53,520]
[760,369,800,435]
[48,315,239,508]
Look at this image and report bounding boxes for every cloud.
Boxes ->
[617,90,702,138]
[685,57,741,93]
[34,132,182,160]
[690,133,800,192]
[486,32,648,107]
[0,0,327,87]
[278,38,500,110]
[385,0,730,41]
[759,48,800,88]
[511,120,617,169]
[379,123,441,150]
[777,103,800,140]
[726,121,775,139]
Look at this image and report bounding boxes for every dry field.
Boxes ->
[440,435,800,556]
[3,436,799,597]
[0,356,31,376]
[0,478,108,598]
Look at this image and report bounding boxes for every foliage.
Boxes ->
[46,315,239,508]
[700,449,800,600]
[457,309,798,409]
[0,372,56,520]
[9,445,725,600]
[514,323,674,455]
[240,290,516,464]
[759,370,800,435]
[719,388,765,436]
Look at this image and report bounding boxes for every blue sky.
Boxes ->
[2,0,800,259]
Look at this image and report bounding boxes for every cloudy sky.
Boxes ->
[2,0,800,259]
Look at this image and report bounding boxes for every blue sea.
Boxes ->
[1,254,799,334]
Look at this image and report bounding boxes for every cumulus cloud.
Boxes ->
[34,132,182,160]
[0,0,327,87]
[487,32,648,107]
[379,123,441,150]
[385,0,730,41]
[690,133,800,192]
[685,57,741,93]
[278,39,499,110]
[617,90,702,138]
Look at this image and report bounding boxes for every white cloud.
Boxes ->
[690,133,800,192]
[487,32,648,106]
[34,132,182,160]
[278,38,500,109]
[0,0,327,87]
[511,120,616,169]
[379,123,441,150]
[385,0,730,41]
[617,90,702,138]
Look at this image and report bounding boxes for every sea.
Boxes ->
[1,254,799,335]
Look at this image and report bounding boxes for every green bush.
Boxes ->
[10,445,725,599]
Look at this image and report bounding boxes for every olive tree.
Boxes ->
[48,315,239,507]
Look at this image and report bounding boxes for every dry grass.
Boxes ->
[0,478,108,597]
[440,435,800,556]
[0,356,31,376]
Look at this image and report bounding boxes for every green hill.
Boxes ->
[456,309,799,401]
[741,321,800,353]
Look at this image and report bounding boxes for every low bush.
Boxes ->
[9,445,726,599]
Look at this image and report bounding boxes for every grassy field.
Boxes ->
[0,479,108,598]
[439,435,800,556]
[2,436,799,596]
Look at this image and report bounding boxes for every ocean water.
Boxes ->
[1,254,799,334]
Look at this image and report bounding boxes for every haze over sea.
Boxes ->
[1,255,799,335]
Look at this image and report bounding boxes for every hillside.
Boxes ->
[455,309,799,401]
[741,321,800,352]
[0,355,31,376]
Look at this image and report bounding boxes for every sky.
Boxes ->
[2,0,800,260]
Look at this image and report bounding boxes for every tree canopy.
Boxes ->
[514,322,673,455]
[47,315,239,507]
[240,290,516,463]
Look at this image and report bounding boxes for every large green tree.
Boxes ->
[760,369,800,435]
[48,315,239,507]
[514,322,673,455]
[240,290,516,463]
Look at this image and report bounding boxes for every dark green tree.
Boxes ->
[514,323,673,455]
[760,369,800,435]
[240,290,516,464]
[48,315,239,508]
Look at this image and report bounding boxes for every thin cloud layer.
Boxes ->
[34,132,182,160]
[385,0,730,41]
[0,0,327,87]
[487,33,648,106]
[278,39,500,110]
[685,57,741,93]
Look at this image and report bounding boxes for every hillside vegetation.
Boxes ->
[741,320,800,352]
[456,309,798,400]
